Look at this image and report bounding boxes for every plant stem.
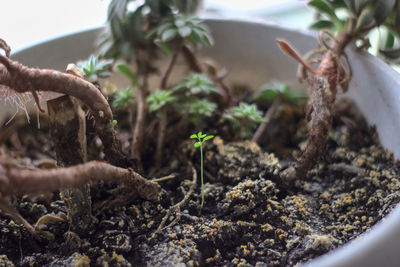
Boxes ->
[130,49,150,169]
[182,45,233,107]
[159,45,181,90]
[154,114,167,170]
[252,96,282,144]
[200,143,204,207]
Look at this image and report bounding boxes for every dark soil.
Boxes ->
[1,99,400,266]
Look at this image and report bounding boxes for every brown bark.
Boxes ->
[0,55,112,130]
[0,160,160,201]
[280,35,351,184]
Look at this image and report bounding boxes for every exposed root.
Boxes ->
[151,164,197,239]
[0,55,112,129]
[0,158,161,232]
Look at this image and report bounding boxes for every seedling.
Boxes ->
[174,73,219,96]
[147,90,176,113]
[77,55,112,82]
[112,87,135,110]
[190,131,214,207]
[224,102,265,139]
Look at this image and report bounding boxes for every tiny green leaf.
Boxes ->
[194,142,201,148]
[199,133,207,138]
[190,134,198,139]
[198,131,203,137]
[203,135,214,142]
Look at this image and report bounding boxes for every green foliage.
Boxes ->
[101,0,203,61]
[182,99,217,125]
[170,73,219,126]
[190,131,214,207]
[147,90,176,112]
[308,0,400,61]
[112,87,135,109]
[77,56,112,82]
[174,73,218,96]
[224,103,265,139]
[149,14,214,46]
[254,81,306,104]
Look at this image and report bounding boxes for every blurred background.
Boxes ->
[1,0,312,53]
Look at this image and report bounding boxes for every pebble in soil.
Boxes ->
[1,103,400,266]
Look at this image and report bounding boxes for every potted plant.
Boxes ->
[1,1,400,266]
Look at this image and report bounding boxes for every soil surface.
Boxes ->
[1,100,400,266]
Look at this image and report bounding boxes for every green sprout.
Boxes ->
[147,90,176,113]
[77,55,112,82]
[112,87,135,109]
[224,103,265,139]
[174,73,218,96]
[190,131,214,207]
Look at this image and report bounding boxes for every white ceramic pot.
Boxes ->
[3,18,400,267]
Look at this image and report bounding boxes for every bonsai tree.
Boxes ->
[277,0,400,185]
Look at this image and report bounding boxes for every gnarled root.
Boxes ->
[0,159,161,232]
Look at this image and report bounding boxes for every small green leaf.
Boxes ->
[112,120,118,126]
[190,134,198,139]
[310,20,335,30]
[203,135,214,142]
[194,142,202,148]
[308,0,339,22]
[161,29,178,42]
[198,131,203,137]
[178,26,192,37]
[199,133,207,138]
[374,0,395,25]
[117,64,139,87]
